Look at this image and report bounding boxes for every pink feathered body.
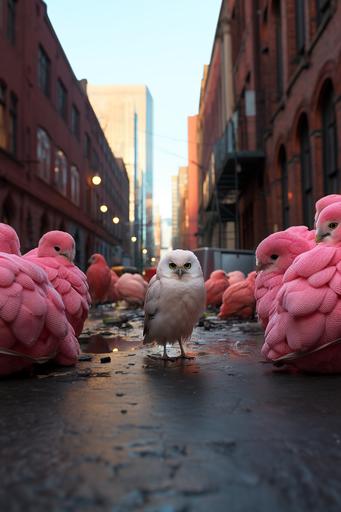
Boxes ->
[219,271,257,319]
[106,269,120,303]
[205,270,229,307]
[115,273,147,306]
[0,253,79,375]
[25,232,91,337]
[255,227,315,328]
[227,271,245,285]
[263,244,341,373]
[86,254,112,305]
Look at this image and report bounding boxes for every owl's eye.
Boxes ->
[328,222,338,230]
[54,246,61,252]
[184,262,192,269]
[169,262,177,270]
[270,254,278,260]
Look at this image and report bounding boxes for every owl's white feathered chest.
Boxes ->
[148,276,205,344]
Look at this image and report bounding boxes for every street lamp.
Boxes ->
[151,257,156,263]
[131,236,137,243]
[99,204,108,213]
[142,248,148,255]
[91,174,102,186]
[112,216,120,224]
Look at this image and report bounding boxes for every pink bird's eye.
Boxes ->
[270,254,278,260]
[169,262,176,270]
[184,262,192,269]
[328,222,338,230]
[54,246,61,252]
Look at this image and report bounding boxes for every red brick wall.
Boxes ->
[0,0,130,268]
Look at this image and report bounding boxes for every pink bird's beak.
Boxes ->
[175,268,184,278]
[61,250,74,262]
[315,230,328,243]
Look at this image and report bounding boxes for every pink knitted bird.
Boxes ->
[0,226,79,375]
[106,269,120,303]
[263,202,341,373]
[86,253,112,305]
[227,270,245,285]
[255,227,315,328]
[115,273,147,306]
[314,194,341,225]
[205,270,229,307]
[24,231,91,337]
[219,271,257,320]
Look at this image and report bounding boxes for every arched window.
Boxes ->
[70,165,80,205]
[54,149,67,195]
[298,115,313,227]
[320,81,338,194]
[279,146,289,228]
[37,128,51,182]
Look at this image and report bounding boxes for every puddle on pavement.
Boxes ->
[81,334,142,354]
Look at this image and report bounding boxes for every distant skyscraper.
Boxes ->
[88,84,154,264]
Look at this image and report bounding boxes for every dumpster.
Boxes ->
[194,247,255,280]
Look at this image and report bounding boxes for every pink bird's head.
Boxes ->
[316,202,341,246]
[88,253,108,266]
[0,223,21,255]
[38,230,76,261]
[255,229,314,274]
[210,270,228,280]
[314,194,341,226]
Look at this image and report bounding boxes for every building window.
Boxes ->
[37,127,51,182]
[274,0,283,100]
[279,146,289,228]
[298,115,313,227]
[8,92,17,156]
[71,104,80,139]
[57,79,67,121]
[54,149,67,195]
[84,132,91,158]
[70,165,80,205]
[0,82,6,150]
[321,82,338,194]
[38,45,50,97]
[6,0,16,44]
[295,0,305,54]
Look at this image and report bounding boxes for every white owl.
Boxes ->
[143,249,206,359]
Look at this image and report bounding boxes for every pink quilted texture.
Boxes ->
[263,204,341,372]
[308,266,336,287]
[0,251,79,375]
[25,231,91,337]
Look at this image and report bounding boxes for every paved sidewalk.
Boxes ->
[0,315,341,512]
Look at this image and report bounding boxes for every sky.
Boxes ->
[46,0,222,219]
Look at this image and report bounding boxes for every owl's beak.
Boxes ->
[175,268,184,278]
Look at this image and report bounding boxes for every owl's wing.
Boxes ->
[143,275,161,339]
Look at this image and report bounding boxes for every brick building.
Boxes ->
[198,0,341,250]
[0,0,129,269]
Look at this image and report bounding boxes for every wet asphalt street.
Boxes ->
[1,311,341,512]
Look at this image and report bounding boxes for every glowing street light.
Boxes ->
[131,236,137,243]
[142,248,148,255]
[112,216,120,224]
[151,257,156,263]
[99,204,108,213]
[91,174,102,186]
